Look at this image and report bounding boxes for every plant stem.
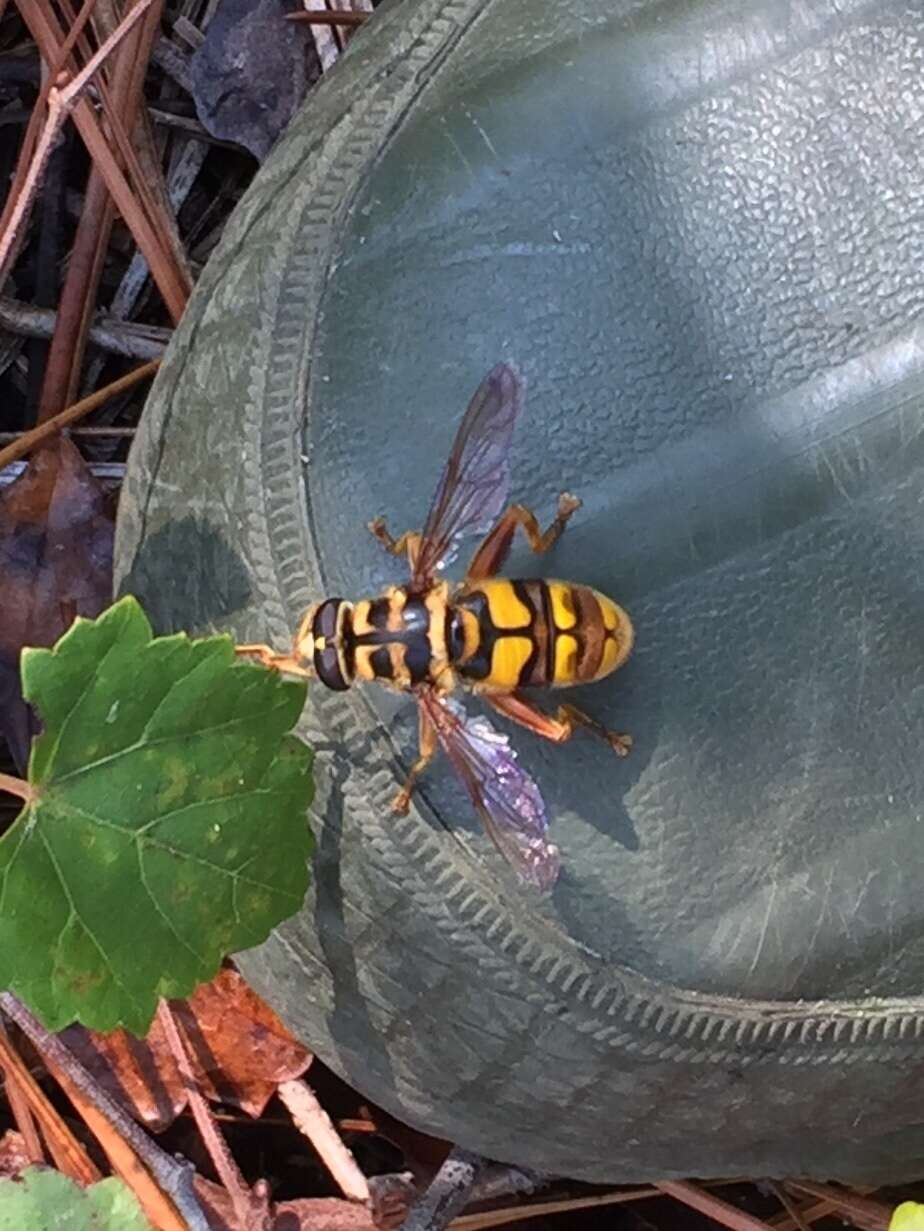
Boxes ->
[156,1000,264,1229]
[0,773,33,803]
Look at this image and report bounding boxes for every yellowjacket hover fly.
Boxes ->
[239,364,633,889]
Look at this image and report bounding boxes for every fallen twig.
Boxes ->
[3,993,207,1231]
[107,130,206,323]
[400,1148,484,1231]
[767,1181,813,1231]
[0,0,98,278]
[37,0,163,417]
[0,1003,101,1184]
[451,1186,664,1230]
[0,1014,84,1176]
[0,0,159,286]
[287,10,368,25]
[157,1000,267,1231]
[784,1182,892,1231]
[0,296,169,359]
[299,0,373,69]
[23,4,191,322]
[0,459,124,487]
[279,1078,371,1203]
[657,1179,776,1231]
[770,1196,840,1231]
[0,1019,43,1167]
[0,359,158,472]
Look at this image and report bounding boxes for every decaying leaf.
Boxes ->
[0,1132,30,1181]
[0,596,314,1035]
[62,967,312,1129]
[190,0,319,159]
[0,439,113,770]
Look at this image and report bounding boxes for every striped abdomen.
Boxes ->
[450,578,633,691]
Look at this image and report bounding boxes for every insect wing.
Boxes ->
[411,363,523,589]
[419,690,560,891]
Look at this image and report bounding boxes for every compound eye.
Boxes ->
[314,644,349,691]
[312,599,342,642]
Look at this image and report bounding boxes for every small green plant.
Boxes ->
[0,596,314,1036]
[0,1167,152,1230]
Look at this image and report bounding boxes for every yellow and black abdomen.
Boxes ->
[451,578,633,692]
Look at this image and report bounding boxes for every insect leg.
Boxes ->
[235,644,312,677]
[485,691,632,757]
[393,704,439,813]
[465,493,581,581]
[367,517,423,571]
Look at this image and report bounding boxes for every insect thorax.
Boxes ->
[309,583,452,692]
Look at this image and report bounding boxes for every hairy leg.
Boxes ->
[466,493,581,581]
[393,705,439,812]
[485,690,632,756]
[368,517,423,572]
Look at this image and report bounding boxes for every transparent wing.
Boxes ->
[411,363,523,589]
[419,689,560,891]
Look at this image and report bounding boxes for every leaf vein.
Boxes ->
[40,632,125,779]
[135,842,208,967]
[51,702,290,787]
[39,827,146,1020]
[52,799,303,897]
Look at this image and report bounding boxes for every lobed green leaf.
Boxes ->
[0,1167,152,1230]
[0,596,313,1035]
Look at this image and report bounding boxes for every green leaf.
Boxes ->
[0,596,313,1035]
[0,1168,152,1230]
[891,1204,924,1231]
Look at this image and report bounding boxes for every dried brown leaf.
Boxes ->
[0,438,113,769]
[176,969,314,1115]
[190,0,318,159]
[62,968,312,1131]
[0,1131,32,1179]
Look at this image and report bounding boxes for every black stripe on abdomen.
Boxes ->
[513,579,553,688]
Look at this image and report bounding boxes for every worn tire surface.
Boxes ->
[116,0,924,1182]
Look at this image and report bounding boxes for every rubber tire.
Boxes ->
[116,0,924,1183]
